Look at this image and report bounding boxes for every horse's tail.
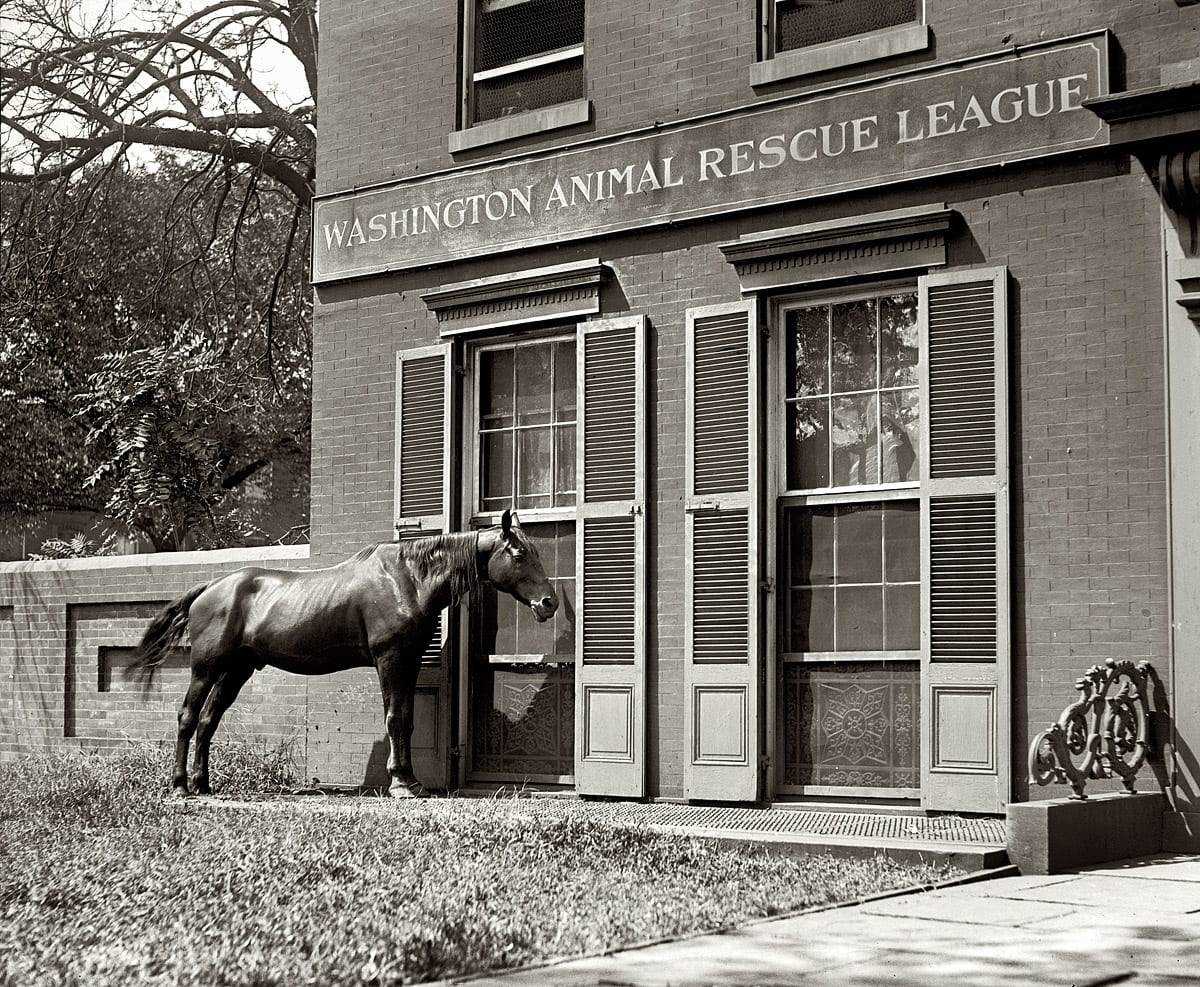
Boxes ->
[125,582,210,694]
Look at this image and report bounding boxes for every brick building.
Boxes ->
[3,1,1197,850]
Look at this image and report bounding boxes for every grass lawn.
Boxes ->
[1,744,956,986]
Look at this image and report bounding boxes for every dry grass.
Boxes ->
[1,745,956,986]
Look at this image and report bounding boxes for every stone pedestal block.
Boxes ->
[1007,792,1164,874]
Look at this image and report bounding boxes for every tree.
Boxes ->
[1,0,317,551]
[1,157,312,551]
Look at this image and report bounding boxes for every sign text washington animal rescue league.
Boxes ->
[313,36,1109,282]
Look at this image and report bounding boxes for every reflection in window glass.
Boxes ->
[785,501,919,654]
[784,292,919,491]
[480,338,576,510]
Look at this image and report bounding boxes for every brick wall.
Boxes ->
[306,1,1178,798]
[317,1,1198,195]
[0,548,314,771]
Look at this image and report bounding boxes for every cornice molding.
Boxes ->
[423,258,606,336]
[719,204,954,292]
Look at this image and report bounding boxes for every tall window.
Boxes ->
[765,0,919,58]
[780,288,922,796]
[465,0,586,126]
[468,333,578,784]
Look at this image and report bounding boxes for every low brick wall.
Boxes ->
[0,548,315,772]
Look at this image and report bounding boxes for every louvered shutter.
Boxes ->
[574,316,647,797]
[918,268,1011,813]
[684,301,761,802]
[394,343,454,788]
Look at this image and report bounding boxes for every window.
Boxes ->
[464,0,585,127]
[778,286,923,797]
[754,0,929,87]
[468,333,578,783]
[767,0,917,56]
[785,292,920,491]
[781,288,921,660]
[473,334,577,655]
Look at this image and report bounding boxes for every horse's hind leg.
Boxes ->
[377,654,423,798]
[173,669,217,796]
[190,658,254,796]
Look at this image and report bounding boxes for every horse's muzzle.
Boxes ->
[530,596,558,622]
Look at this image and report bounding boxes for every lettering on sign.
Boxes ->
[313,36,1109,283]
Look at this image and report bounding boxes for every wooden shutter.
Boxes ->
[684,301,761,802]
[574,316,647,797]
[394,343,454,787]
[918,268,1011,813]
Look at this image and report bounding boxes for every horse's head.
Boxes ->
[485,510,559,622]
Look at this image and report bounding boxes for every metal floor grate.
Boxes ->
[439,798,1007,845]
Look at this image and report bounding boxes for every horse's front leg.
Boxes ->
[376,654,424,799]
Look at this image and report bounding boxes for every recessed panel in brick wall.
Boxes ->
[65,603,306,747]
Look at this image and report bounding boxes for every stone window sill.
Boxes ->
[449,99,591,155]
[751,23,930,88]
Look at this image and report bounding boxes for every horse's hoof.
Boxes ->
[169,786,190,800]
[388,784,422,799]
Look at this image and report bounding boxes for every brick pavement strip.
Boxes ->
[452,854,1200,987]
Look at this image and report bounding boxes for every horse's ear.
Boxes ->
[501,509,513,537]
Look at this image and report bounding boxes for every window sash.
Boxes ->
[472,44,584,83]
[777,285,919,496]
[764,0,922,58]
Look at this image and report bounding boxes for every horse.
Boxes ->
[127,510,558,799]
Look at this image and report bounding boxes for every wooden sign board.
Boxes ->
[312,34,1110,284]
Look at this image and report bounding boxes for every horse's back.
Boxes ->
[191,561,389,673]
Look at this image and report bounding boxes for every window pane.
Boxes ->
[787,307,828,398]
[789,587,834,652]
[880,293,919,387]
[830,299,876,393]
[472,59,585,123]
[885,583,920,650]
[481,349,515,429]
[554,340,576,422]
[881,389,920,482]
[884,501,919,582]
[789,506,834,586]
[777,0,918,53]
[836,585,884,651]
[475,0,585,72]
[516,345,553,426]
[481,430,514,508]
[787,398,829,489]
[832,393,876,487]
[516,427,553,508]
[836,504,882,584]
[554,424,576,506]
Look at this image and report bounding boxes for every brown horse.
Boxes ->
[128,511,558,798]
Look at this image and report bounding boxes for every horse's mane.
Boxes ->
[395,531,482,603]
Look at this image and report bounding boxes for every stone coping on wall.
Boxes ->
[0,544,310,574]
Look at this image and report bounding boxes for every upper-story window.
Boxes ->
[754,0,929,87]
[466,0,585,126]
[768,0,917,56]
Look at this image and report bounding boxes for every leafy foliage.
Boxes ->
[1,0,316,552]
[1,158,311,550]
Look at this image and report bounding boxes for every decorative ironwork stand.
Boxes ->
[1028,658,1153,800]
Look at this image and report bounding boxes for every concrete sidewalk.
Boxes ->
[460,853,1199,986]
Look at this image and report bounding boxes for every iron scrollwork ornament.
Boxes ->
[1028,659,1152,800]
